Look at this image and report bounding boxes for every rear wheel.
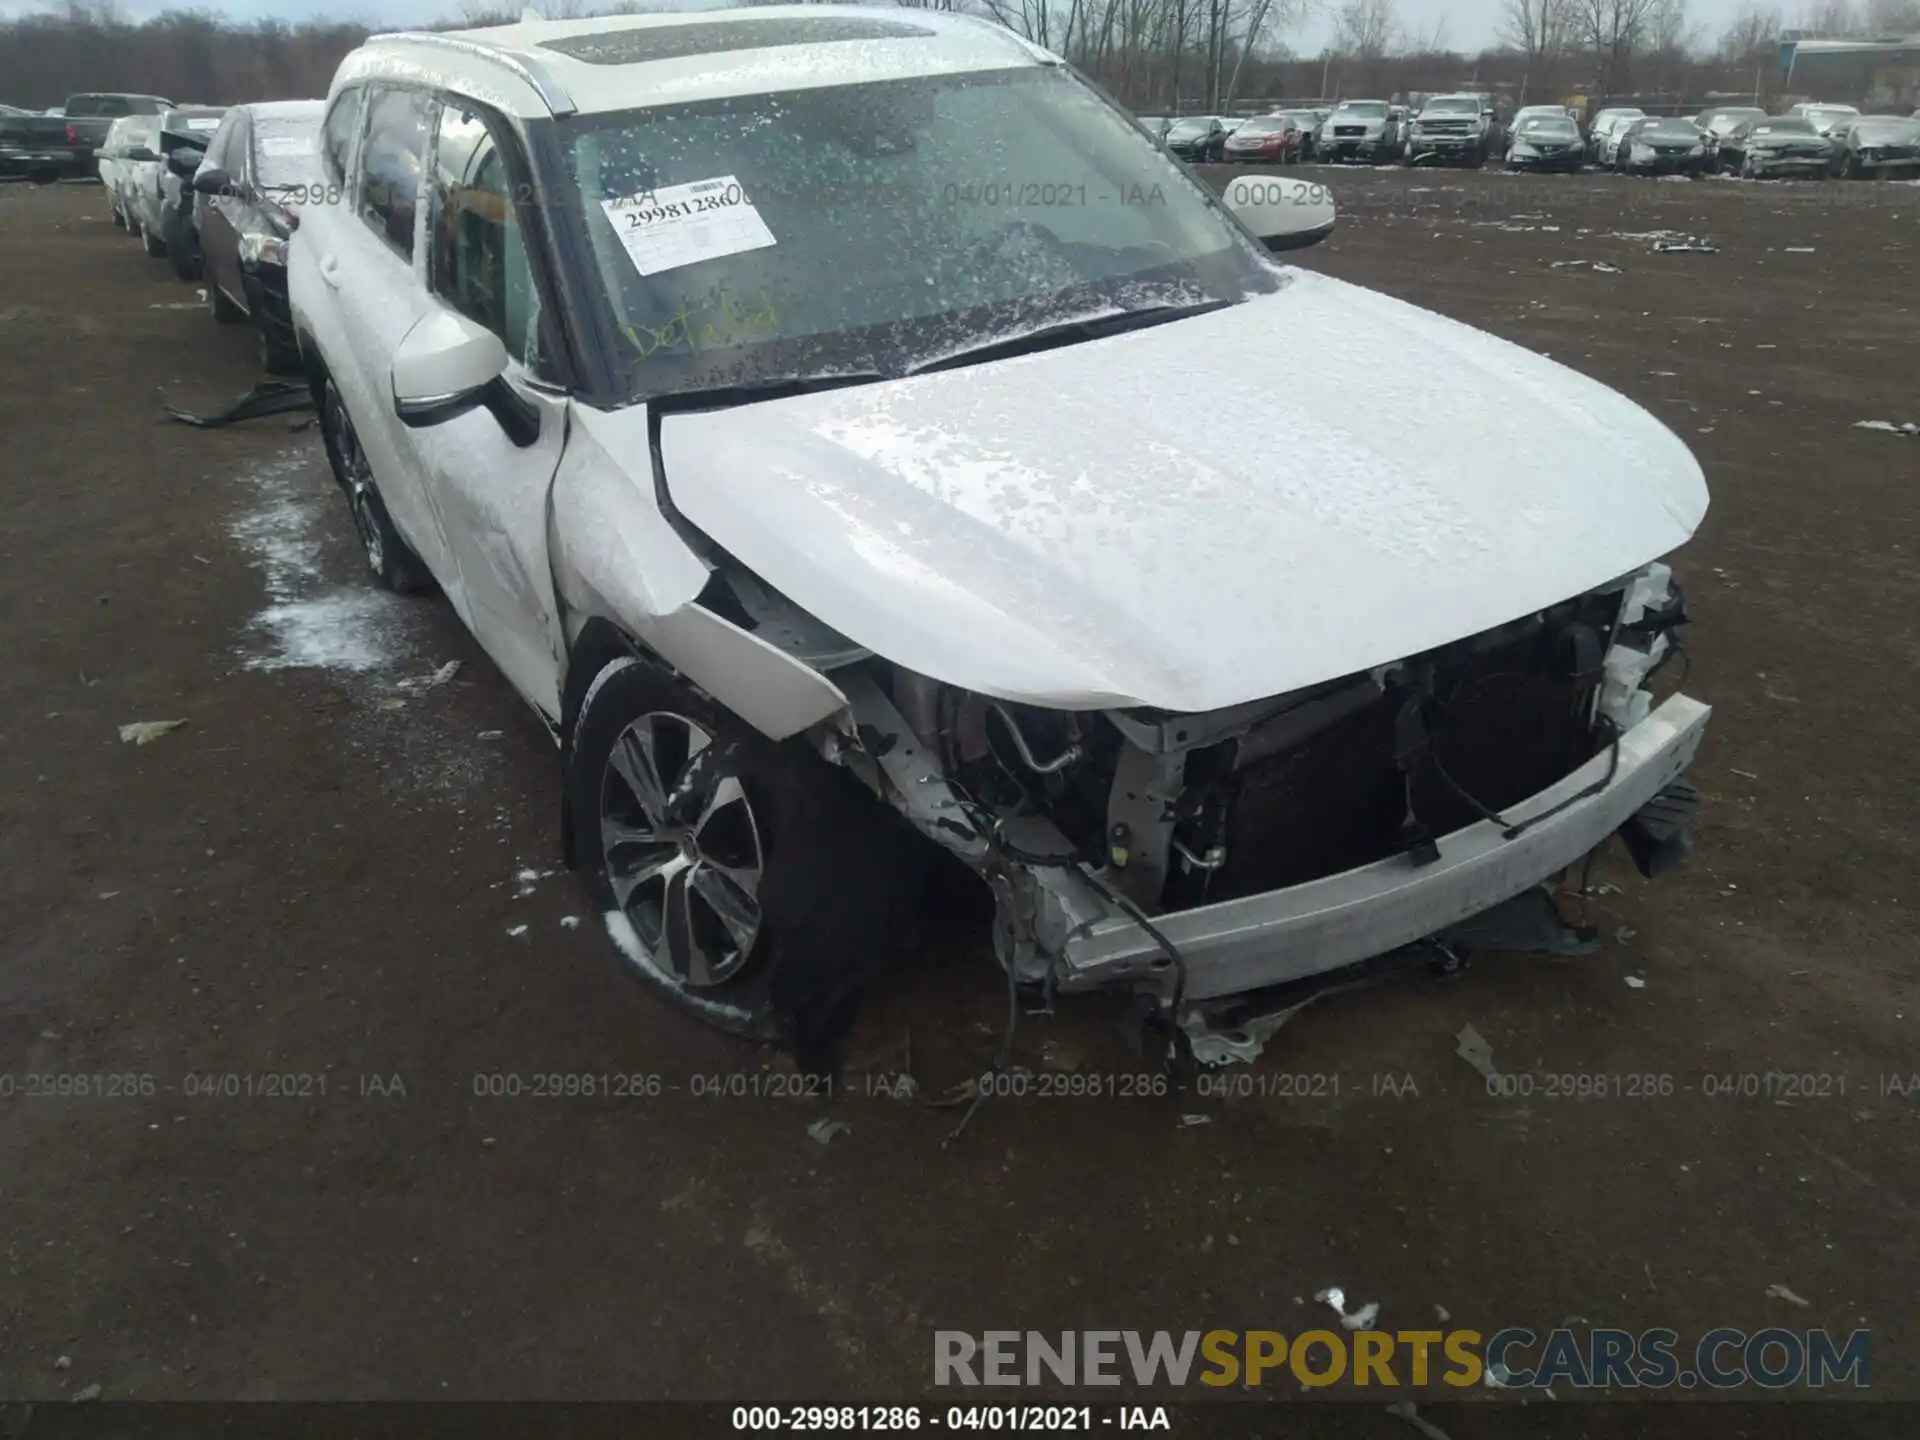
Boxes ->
[320,378,431,593]
[568,658,931,1067]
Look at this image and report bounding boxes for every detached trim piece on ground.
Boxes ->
[164,379,314,428]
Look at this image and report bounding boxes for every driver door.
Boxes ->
[407,99,571,717]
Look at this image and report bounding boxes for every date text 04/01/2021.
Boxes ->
[730,1405,1172,1431]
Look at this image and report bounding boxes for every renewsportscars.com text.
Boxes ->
[934,1327,1871,1390]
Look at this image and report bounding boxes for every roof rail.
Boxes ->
[372,30,578,117]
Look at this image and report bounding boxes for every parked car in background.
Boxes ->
[191,99,324,373]
[1319,99,1395,162]
[127,107,226,256]
[1614,116,1709,176]
[60,92,172,172]
[162,128,215,279]
[1724,116,1835,178]
[97,114,162,234]
[1223,112,1309,163]
[1273,107,1325,159]
[1694,105,1766,169]
[1474,93,1509,153]
[0,103,31,117]
[1134,113,1168,139]
[0,111,86,181]
[1828,114,1920,178]
[1587,106,1646,164]
[1787,101,1860,139]
[1504,112,1585,171]
[1405,94,1488,166]
[1163,114,1227,162]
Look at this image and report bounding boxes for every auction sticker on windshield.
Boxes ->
[186,117,221,130]
[600,176,776,278]
[258,135,314,157]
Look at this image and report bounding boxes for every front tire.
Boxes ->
[568,659,932,1067]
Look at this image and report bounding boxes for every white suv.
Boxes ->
[289,5,1709,1071]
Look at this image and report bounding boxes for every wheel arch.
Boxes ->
[554,607,857,867]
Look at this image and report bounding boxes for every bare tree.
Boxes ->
[1717,3,1781,60]
[1222,0,1306,104]
[1862,0,1920,30]
[1331,0,1398,59]
[1795,0,1855,32]
[1567,0,1661,94]
[1499,0,1569,103]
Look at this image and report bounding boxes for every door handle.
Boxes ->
[318,254,341,289]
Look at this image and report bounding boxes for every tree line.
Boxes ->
[2,0,1913,118]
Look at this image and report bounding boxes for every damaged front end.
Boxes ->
[830,561,1707,1062]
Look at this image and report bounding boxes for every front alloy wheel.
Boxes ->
[600,712,764,989]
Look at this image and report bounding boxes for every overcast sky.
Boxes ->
[0,0,1763,62]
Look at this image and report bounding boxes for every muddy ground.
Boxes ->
[0,167,1916,1415]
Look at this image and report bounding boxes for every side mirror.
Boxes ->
[1222,173,1334,252]
[126,145,158,163]
[166,148,203,176]
[391,307,539,447]
[191,166,231,196]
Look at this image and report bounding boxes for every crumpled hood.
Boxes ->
[657,269,1708,713]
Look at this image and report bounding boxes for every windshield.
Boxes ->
[1235,117,1286,135]
[1166,118,1215,137]
[1640,120,1699,138]
[560,66,1278,400]
[1751,119,1815,136]
[1334,102,1388,118]
[253,114,324,189]
[1854,118,1920,138]
[1422,98,1481,116]
[1518,117,1577,136]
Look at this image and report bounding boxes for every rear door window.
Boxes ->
[322,88,365,189]
[358,86,435,260]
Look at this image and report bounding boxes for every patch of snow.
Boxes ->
[227,448,408,675]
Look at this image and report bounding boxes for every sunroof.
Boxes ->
[539,17,937,66]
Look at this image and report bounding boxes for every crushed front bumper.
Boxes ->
[1055,693,1709,1000]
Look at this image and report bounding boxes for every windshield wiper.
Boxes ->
[906,300,1232,376]
[652,370,890,412]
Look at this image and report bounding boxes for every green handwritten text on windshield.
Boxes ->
[624,286,779,359]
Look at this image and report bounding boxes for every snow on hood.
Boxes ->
[656,269,1709,713]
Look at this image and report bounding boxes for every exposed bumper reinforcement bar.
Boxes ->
[1056,692,1710,1000]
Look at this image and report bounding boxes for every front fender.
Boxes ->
[550,405,852,742]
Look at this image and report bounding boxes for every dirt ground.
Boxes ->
[1,166,1916,1416]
